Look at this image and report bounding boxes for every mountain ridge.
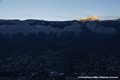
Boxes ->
[0,19,119,36]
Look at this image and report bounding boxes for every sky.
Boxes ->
[0,0,120,21]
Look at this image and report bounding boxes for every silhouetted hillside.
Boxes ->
[0,19,120,79]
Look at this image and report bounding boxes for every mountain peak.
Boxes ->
[78,15,100,22]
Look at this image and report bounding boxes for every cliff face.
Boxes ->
[78,15,100,22]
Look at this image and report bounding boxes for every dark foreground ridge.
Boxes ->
[0,19,120,80]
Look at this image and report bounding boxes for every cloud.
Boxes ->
[98,15,120,19]
[0,12,76,21]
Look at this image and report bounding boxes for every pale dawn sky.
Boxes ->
[0,0,120,21]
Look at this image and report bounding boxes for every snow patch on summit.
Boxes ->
[78,15,100,22]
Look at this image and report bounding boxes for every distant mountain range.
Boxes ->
[0,17,120,47]
[0,17,120,36]
[0,16,120,60]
